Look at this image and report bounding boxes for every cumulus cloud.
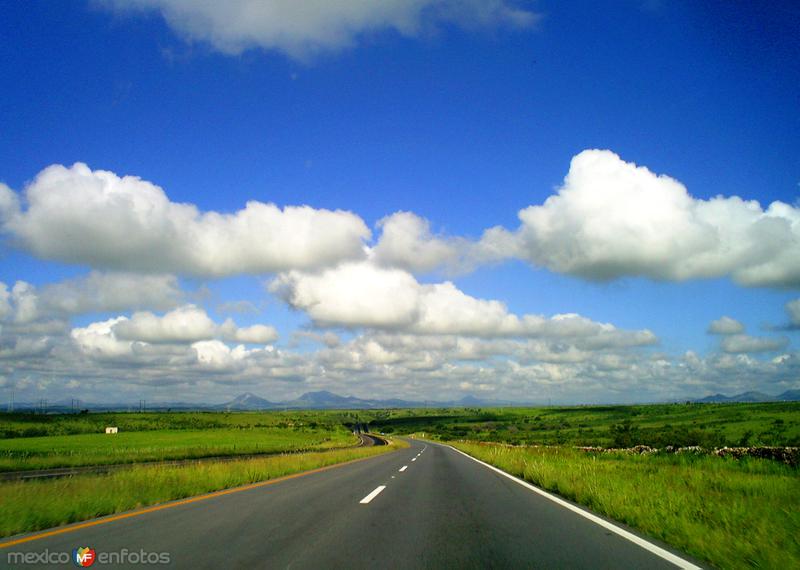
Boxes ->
[5,306,797,405]
[372,211,517,274]
[372,212,463,273]
[0,273,183,324]
[99,0,538,59]
[43,272,182,315]
[271,261,656,346]
[0,283,11,321]
[113,305,218,343]
[510,149,800,287]
[786,299,800,328]
[70,315,273,372]
[220,321,279,344]
[71,316,138,359]
[192,340,261,369]
[3,163,369,277]
[721,334,789,354]
[0,183,19,226]
[0,335,52,360]
[111,305,278,344]
[272,262,421,328]
[708,316,745,335]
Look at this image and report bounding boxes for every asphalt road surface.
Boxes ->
[1,438,703,569]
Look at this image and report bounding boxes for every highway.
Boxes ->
[1,438,702,569]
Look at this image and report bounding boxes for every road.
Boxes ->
[1,438,702,569]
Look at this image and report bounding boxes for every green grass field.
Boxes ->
[373,401,800,447]
[0,410,368,438]
[0,427,356,471]
[452,441,800,569]
[0,441,403,538]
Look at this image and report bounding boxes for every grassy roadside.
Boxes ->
[0,439,403,538]
[452,441,800,569]
[0,427,356,472]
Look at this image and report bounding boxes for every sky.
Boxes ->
[1,0,799,405]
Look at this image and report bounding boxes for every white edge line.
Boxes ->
[399,466,408,472]
[359,485,386,504]
[446,444,702,570]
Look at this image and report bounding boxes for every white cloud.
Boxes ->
[708,316,745,335]
[100,0,538,59]
[721,334,789,354]
[0,182,19,227]
[0,336,52,360]
[271,262,421,328]
[271,261,656,346]
[113,305,218,343]
[111,305,278,345]
[511,149,800,287]
[220,321,279,344]
[4,163,370,277]
[192,340,257,369]
[71,317,136,359]
[372,211,517,274]
[372,211,463,273]
[71,310,276,370]
[0,274,184,326]
[11,282,39,324]
[0,283,13,321]
[786,299,800,328]
[40,272,183,315]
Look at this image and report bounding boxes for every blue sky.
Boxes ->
[1,1,799,404]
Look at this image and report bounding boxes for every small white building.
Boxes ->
[105,426,118,434]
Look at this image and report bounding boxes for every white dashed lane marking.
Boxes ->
[359,486,386,504]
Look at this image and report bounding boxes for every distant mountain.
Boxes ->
[457,395,484,406]
[219,392,275,410]
[777,389,800,401]
[694,391,775,404]
[8,388,799,414]
[288,390,362,408]
[282,391,425,409]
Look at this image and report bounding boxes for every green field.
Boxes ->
[451,441,800,569]
[0,410,368,438]
[371,401,800,447]
[0,441,403,538]
[0,427,356,472]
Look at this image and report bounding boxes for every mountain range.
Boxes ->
[5,389,800,413]
[214,391,504,411]
[693,389,800,404]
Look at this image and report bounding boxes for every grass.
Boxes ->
[0,410,371,438]
[452,441,800,569]
[0,427,356,471]
[0,440,403,538]
[372,402,800,447]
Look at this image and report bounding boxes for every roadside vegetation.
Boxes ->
[0,410,376,471]
[371,401,800,447]
[0,410,366,439]
[451,441,799,569]
[0,427,355,471]
[0,441,403,538]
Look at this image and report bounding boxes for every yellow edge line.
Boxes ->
[0,449,392,550]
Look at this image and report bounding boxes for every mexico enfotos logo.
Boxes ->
[6,546,170,566]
